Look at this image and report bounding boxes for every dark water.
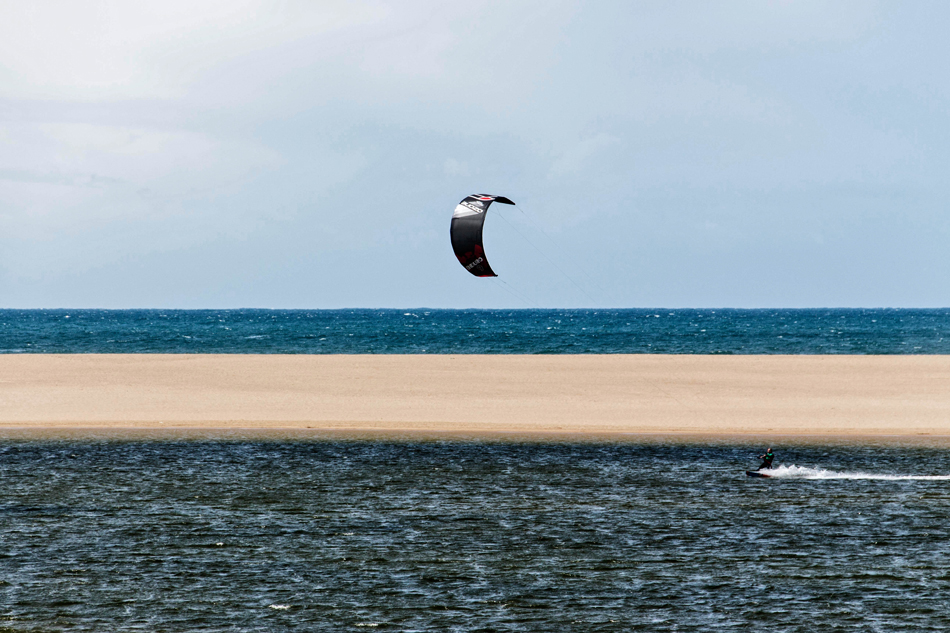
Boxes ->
[2,439,949,631]
[1,308,950,354]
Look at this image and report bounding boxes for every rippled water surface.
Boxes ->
[2,308,950,353]
[2,440,949,631]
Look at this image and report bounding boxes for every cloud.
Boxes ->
[0,0,393,100]
[548,133,620,177]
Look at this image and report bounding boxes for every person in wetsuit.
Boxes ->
[756,447,775,470]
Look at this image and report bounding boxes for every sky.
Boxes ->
[1,0,948,308]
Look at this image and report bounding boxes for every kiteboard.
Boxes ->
[745,470,772,478]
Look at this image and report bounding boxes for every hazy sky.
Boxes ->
[1,1,948,308]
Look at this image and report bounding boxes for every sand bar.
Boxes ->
[1,354,949,441]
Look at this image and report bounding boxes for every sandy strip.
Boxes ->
[1,354,949,441]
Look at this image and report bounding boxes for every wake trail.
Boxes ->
[763,464,950,481]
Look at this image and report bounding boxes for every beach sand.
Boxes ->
[1,354,949,441]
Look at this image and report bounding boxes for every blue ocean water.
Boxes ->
[1,438,949,632]
[1,308,949,354]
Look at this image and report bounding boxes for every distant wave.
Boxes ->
[2,308,950,354]
[765,464,950,480]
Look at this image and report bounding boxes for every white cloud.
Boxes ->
[0,0,389,100]
[0,121,279,205]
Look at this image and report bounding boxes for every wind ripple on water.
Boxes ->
[0,441,949,631]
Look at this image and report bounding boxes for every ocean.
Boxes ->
[1,438,949,631]
[1,308,949,354]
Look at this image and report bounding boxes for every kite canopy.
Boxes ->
[450,194,515,277]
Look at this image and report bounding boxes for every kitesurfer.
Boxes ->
[755,447,775,470]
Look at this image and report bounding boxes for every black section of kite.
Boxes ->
[450,194,515,277]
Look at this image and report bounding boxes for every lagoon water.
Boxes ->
[1,439,949,631]
[2,308,950,354]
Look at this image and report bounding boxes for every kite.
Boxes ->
[450,194,515,277]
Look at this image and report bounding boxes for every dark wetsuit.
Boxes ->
[757,450,775,470]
